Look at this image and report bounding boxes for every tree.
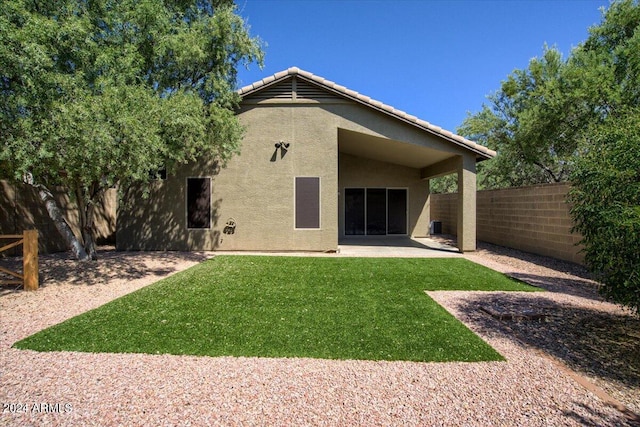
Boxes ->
[568,110,640,314]
[0,0,263,260]
[457,47,581,189]
[567,0,640,313]
[572,0,640,113]
[457,0,640,312]
[432,48,575,194]
[459,0,640,192]
[428,174,457,194]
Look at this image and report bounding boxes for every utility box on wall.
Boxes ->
[430,220,442,235]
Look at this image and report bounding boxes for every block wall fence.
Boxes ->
[430,182,585,265]
[0,180,116,254]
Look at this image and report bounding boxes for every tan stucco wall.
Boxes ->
[117,97,474,251]
[334,107,459,152]
[216,104,340,251]
[118,104,340,251]
[457,155,477,252]
[430,182,584,264]
[117,161,225,251]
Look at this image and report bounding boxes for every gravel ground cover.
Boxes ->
[1,245,638,426]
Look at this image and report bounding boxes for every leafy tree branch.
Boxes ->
[0,0,264,260]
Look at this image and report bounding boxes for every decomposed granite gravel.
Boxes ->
[1,246,638,426]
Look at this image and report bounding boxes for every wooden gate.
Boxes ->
[0,230,38,291]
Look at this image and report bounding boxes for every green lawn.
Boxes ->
[14,256,539,362]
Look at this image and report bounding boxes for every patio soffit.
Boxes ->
[338,128,454,170]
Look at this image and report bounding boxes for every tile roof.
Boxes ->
[238,67,496,159]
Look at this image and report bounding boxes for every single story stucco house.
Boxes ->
[116,67,495,253]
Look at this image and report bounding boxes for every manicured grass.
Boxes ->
[14,257,539,362]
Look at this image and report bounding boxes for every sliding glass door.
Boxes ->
[344,188,407,236]
[387,189,408,235]
[345,188,365,235]
[366,188,387,235]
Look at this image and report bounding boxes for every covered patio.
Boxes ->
[337,123,488,253]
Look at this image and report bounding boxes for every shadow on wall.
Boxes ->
[0,180,116,254]
[117,167,222,251]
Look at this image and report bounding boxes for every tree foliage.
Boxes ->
[457,0,640,193]
[454,0,640,312]
[568,110,640,314]
[0,0,263,259]
[456,46,581,190]
[575,0,640,112]
[567,0,640,313]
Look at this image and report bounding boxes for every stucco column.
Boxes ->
[457,155,476,252]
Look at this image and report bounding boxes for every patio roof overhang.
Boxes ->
[338,128,457,170]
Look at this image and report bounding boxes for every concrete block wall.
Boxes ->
[430,182,585,264]
[429,192,457,235]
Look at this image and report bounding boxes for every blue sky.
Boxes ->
[235,0,608,133]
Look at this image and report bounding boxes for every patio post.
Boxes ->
[457,155,477,252]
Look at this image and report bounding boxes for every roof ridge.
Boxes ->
[238,67,495,159]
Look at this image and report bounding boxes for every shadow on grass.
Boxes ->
[455,292,640,419]
[1,247,211,295]
[502,271,602,301]
[433,234,607,302]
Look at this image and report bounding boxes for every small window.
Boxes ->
[295,177,320,229]
[186,177,211,229]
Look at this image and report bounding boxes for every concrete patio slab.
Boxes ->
[337,236,461,257]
